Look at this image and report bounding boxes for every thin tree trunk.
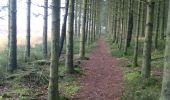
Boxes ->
[79,0,87,59]
[74,0,78,37]
[8,0,10,48]
[65,0,75,73]
[133,1,141,67]
[141,0,155,78]
[160,0,170,98]
[140,0,146,37]
[124,0,133,55]
[154,0,161,49]
[25,0,31,62]
[43,0,48,58]
[59,0,69,58]
[77,0,82,38]
[160,0,166,40]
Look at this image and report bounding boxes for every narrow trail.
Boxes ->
[73,38,124,100]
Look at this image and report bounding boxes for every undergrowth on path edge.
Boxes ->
[104,34,163,100]
[0,38,96,100]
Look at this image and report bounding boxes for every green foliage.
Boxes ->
[122,68,161,100]
[105,33,164,100]
[125,71,140,81]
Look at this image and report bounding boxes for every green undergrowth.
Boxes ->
[122,67,162,100]
[105,34,164,100]
[0,38,96,99]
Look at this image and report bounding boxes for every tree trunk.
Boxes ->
[133,0,141,67]
[79,0,87,59]
[124,0,133,55]
[160,0,170,99]
[113,1,118,43]
[43,0,48,58]
[154,0,161,49]
[25,0,31,62]
[48,0,60,99]
[160,0,166,40]
[77,0,82,38]
[59,0,69,58]
[140,0,146,37]
[8,0,17,73]
[141,0,155,78]
[65,0,75,73]
[74,0,78,37]
[8,0,10,48]
[87,0,91,45]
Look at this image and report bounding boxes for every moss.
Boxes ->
[0,37,96,99]
[125,71,140,81]
[104,34,163,100]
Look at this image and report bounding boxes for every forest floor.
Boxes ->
[73,38,124,100]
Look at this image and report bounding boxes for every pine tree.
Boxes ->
[141,0,155,78]
[160,0,170,99]
[25,0,31,62]
[8,0,17,72]
[65,0,75,73]
[48,0,60,99]
[43,0,48,58]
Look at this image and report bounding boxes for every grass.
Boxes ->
[105,34,164,100]
[0,37,96,99]
[122,68,161,100]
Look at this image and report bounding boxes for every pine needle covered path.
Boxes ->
[73,38,124,100]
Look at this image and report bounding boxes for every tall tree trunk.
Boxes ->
[160,0,170,99]
[154,0,161,49]
[140,0,146,37]
[74,0,78,37]
[77,0,82,38]
[124,0,133,55]
[85,0,89,42]
[43,0,48,58]
[160,0,166,40]
[65,0,75,73]
[141,0,155,78]
[90,0,94,43]
[48,0,60,99]
[25,0,31,62]
[59,0,69,58]
[113,1,118,43]
[8,0,10,48]
[87,0,91,45]
[118,0,124,49]
[133,0,141,67]
[79,0,87,59]
[92,0,96,41]
[126,13,133,47]
[8,0,17,72]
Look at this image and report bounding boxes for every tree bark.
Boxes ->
[59,0,69,58]
[43,0,48,58]
[65,0,75,73]
[8,0,17,73]
[154,0,161,49]
[48,0,60,99]
[79,0,87,59]
[160,0,170,99]
[25,0,31,62]
[124,0,133,55]
[141,0,155,78]
[133,0,141,67]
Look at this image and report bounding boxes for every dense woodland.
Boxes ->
[0,0,170,100]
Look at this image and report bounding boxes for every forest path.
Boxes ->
[73,38,124,100]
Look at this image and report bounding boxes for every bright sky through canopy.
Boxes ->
[0,0,65,49]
